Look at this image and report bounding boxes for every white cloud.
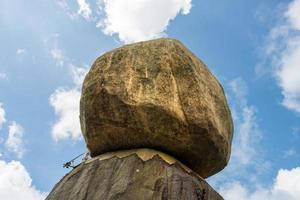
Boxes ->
[47,37,88,141]
[49,66,88,141]
[292,127,299,137]
[50,88,81,141]
[208,77,266,192]
[278,36,300,113]
[16,48,26,55]
[0,160,46,200]
[57,0,77,20]
[264,0,300,114]
[285,0,300,30]
[58,0,92,21]
[275,168,300,199]
[44,34,68,67]
[214,77,300,200]
[212,77,300,200]
[232,106,258,165]
[220,167,300,200]
[283,148,297,158]
[0,73,7,80]
[5,121,25,158]
[58,0,191,43]
[77,0,92,21]
[50,47,65,67]
[0,103,6,129]
[97,0,192,43]
[219,182,249,200]
[228,78,261,167]
[70,64,88,86]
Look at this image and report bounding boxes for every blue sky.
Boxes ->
[0,0,300,199]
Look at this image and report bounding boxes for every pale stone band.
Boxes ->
[84,148,192,173]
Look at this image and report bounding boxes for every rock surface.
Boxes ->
[46,153,224,200]
[80,38,233,178]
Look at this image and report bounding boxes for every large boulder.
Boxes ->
[46,150,224,200]
[80,38,233,178]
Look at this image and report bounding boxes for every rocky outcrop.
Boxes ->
[80,38,233,178]
[47,38,234,200]
[46,151,223,200]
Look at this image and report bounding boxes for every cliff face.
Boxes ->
[80,38,233,178]
[46,152,223,200]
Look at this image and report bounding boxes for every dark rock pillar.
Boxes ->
[46,150,223,200]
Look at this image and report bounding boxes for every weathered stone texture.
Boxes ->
[46,153,223,200]
[80,38,233,178]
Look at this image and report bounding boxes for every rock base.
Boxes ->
[46,151,223,200]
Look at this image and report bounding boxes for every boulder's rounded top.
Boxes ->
[80,38,233,178]
[107,38,185,52]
